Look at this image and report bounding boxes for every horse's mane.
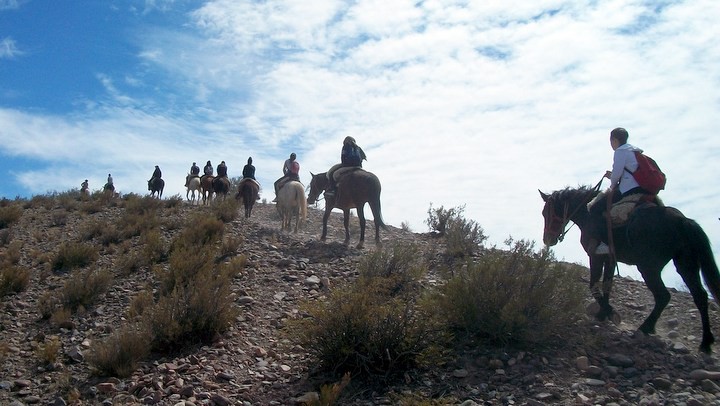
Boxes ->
[550,186,599,210]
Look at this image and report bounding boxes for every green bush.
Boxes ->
[290,244,447,378]
[52,242,99,272]
[88,324,152,378]
[0,265,30,297]
[357,243,426,297]
[0,205,23,229]
[425,204,487,257]
[432,239,584,347]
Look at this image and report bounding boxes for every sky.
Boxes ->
[1,0,719,289]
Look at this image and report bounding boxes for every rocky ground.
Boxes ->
[2,196,720,406]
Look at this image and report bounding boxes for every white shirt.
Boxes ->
[610,143,643,194]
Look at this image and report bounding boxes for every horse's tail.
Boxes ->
[297,184,307,224]
[686,219,720,303]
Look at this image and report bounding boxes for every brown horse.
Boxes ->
[213,176,231,201]
[235,178,260,218]
[201,175,215,205]
[540,186,720,353]
[307,169,387,248]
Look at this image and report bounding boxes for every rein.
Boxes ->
[550,178,605,242]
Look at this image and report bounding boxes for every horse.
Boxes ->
[201,175,215,205]
[103,183,115,198]
[213,176,231,201]
[235,179,260,218]
[186,175,201,205]
[307,169,387,249]
[148,178,164,199]
[539,186,720,353]
[277,181,307,232]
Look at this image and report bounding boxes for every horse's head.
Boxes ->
[539,190,568,247]
[307,172,327,205]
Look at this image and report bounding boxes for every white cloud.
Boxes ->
[0,37,22,59]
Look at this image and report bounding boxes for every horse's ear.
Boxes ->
[310,171,314,177]
[539,190,550,202]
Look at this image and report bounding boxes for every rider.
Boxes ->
[104,173,114,190]
[201,160,214,183]
[149,165,162,184]
[81,179,89,192]
[216,160,228,178]
[326,136,366,197]
[243,157,256,180]
[186,162,200,186]
[273,153,300,202]
[586,127,651,255]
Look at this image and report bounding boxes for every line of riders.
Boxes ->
[80,136,368,202]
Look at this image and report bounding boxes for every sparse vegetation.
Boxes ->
[0,265,30,297]
[0,204,23,229]
[51,242,99,272]
[431,239,585,347]
[88,324,152,378]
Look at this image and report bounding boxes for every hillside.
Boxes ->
[2,194,720,406]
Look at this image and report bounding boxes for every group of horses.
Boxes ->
[180,167,387,248]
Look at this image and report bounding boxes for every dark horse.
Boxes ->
[307,169,387,249]
[235,179,260,218]
[148,178,164,199]
[212,176,230,201]
[540,186,720,352]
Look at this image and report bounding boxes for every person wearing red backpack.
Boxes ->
[586,127,663,255]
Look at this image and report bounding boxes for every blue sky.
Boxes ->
[2,0,720,289]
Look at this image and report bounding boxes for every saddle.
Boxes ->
[331,166,363,183]
[589,191,663,227]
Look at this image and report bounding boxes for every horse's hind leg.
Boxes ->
[355,206,366,249]
[675,257,714,352]
[343,209,351,246]
[637,266,671,337]
[588,254,616,321]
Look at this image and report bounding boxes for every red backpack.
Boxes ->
[626,151,666,195]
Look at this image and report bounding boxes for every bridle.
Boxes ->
[544,178,605,243]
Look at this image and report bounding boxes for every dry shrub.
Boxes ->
[88,324,152,377]
[38,291,61,319]
[0,265,30,297]
[128,289,154,320]
[0,228,11,246]
[50,210,68,227]
[164,195,183,209]
[123,194,162,215]
[170,215,224,252]
[50,307,74,330]
[432,239,585,347]
[60,269,113,311]
[119,212,159,239]
[220,235,244,259]
[159,247,214,295]
[78,219,106,241]
[221,254,247,277]
[52,242,98,272]
[0,204,23,229]
[213,198,239,223]
[146,265,238,351]
[141,229,166,264]
[291,244,446,379]
[36,335,61,365]
[1,241,22,266]
[99,225,122,246]
[116,252,144,276]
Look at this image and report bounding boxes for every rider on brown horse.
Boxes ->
[326,136,366,198]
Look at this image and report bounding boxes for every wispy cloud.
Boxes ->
[0,0,24,11]
[0,37,22,59]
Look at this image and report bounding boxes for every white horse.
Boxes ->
[277,181,307,233]
[186,175,201,205]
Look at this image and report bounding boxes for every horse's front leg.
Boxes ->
[343,209,351,246]
[320,207,331,241]
[356,206,366,249]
